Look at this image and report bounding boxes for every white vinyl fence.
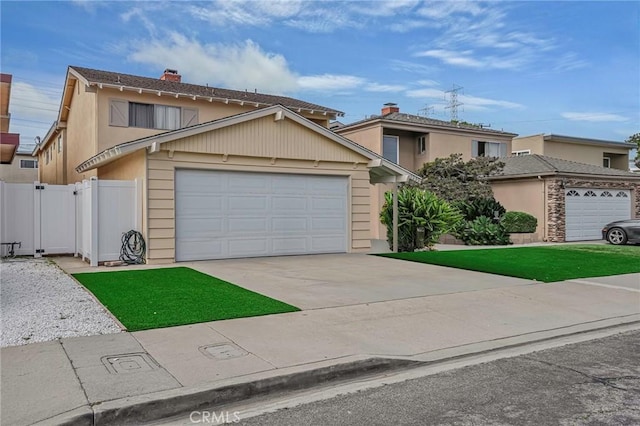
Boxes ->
[0,178,141,266]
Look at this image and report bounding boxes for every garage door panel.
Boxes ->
[176,170,348,260]
[272,217,307,232]
[272,196,307,211]
[565,188,631,242]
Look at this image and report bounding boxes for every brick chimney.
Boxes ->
[160,68,181,83]
[381,102,399,115]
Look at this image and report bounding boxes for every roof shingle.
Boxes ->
[497,154,639,178]
[69,66,343,117]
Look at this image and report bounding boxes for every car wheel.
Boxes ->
[606,228,628,245]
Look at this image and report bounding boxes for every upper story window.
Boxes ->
[512,149,530,156]
[57,134,63,153]
[129,102,181,130]
[603,157,611,168]
[383,135,399,163]
[110,99,198,130]
[473,140,507,158]
[417,135,426,155]
[20,159,38,169]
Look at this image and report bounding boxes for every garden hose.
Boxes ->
[120,230,146,264]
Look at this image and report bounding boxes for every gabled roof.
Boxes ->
[69,66,344,118]
[76,105,419,183]
[491,154,640,179]
[337,111,517,137]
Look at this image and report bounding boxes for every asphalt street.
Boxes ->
[238,330,640,426]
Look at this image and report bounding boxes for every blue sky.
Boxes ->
[2,1,639,153]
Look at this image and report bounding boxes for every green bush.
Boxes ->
[380,187,462,252]
[501,211,538,233]
[457,216,511,246]
[452,197,506,222]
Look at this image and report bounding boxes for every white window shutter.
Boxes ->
[109,99,129,127]
[182,108,198,128]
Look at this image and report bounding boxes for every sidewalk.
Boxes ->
[2,271,639,425]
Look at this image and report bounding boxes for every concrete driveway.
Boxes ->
[184,253,535,310]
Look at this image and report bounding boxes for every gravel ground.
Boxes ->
[0,258,121,347]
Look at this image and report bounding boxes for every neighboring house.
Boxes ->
[0,73,20,165]
[511,134,634,170]
[490,155,640,242]
[334,103,517,240]
[74,105,418,264]
[33,66,344,185]
[0,152,38,183]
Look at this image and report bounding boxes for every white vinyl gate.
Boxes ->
[0,179,139,265]
[175,169,348,261]
[565,188,631,241]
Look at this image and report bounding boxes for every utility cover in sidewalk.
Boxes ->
[102,353,159,374]
[199,343,248,360]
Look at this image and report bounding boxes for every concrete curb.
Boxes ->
[93,356,421,425]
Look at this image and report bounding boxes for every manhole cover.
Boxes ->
[102,353,159,374]
[199,343,248,360]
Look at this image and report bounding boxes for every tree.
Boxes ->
[412,153,505,203]
[625,133,640,168]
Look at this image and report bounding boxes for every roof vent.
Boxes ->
[160,69,181,83]
[381,102,399,115]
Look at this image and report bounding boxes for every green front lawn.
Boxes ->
[73,267,299,331]
[378,244,640,283]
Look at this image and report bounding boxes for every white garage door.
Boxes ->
[175,169,348,261]
[565,188,631,241]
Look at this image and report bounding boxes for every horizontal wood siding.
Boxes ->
[146,150,372,263]
[162,115,364,164]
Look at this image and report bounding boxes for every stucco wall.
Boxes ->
[67,83,97,183]
[429,131,513,161]
[0,154,38,183]
[544,141,629,170]
[511,135,544,154]
[337,124,382,154]
[37,129,66,184]
[491,179,546,237]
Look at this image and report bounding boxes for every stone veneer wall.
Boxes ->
[546,177,640,242]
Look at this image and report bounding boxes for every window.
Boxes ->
[383,135,399,163]
[417,135,426,155]
[603,157,611,168]
[512,149,531,156]
[20,159,38,169]
[473,141,507,158]
[57,135,62,153]
[128,102,181,130]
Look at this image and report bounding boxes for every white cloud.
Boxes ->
[389,60,437,75]
[297,74,366,91]
[9,81,61,149]
[364,83,407,92]
[128,34,299,94]
[554,52,589,72]
[416,49,484,68]
[349,0,418,17]
[562,112,629,123]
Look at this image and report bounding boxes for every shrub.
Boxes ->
[501,211,538,233]
[457,216,511,246]
[452,197,506,222]
[380,187,462,252]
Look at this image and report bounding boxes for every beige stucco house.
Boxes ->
[334,103,518,240]
[490,155,640,242]
[75,105,417,263]
[1,73,20,165]
[512,134,634,170]
[31,66,421,263]
[0,153,38,183]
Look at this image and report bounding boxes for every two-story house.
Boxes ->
[334,103,517,241]
[32,66,416,263]
[512,134,634,170]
